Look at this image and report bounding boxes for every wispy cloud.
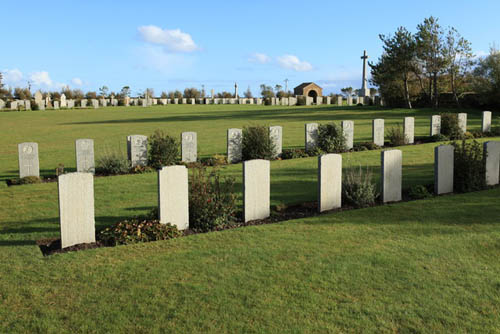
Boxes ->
[138,25,199,53]
[2,68,23,84]
[71,77,83,86]
[30,71,53,86]
[276,55,313,72]
[248,53,271,64]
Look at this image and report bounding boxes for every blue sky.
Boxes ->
[1,0,499,96]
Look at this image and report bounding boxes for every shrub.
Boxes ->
[99,219,181,246]
[281,148,308,159]
[242,125,276,160]
[353,142,381,151]
[200,154,227,166]
[387,124,406,146]
[430,134,450,142]
[440,113,463,139]
[342,166,378,208]
[189,168,237,232]
[148,130,179,168]
[19,176,42,185]
[408,185,432,200]
[96,149,130,175]
[452,140,486,193]
[317,123,347,153]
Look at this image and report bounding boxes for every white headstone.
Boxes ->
[76,139,95,174]
[181,132,197,163]
[53,101,60,109]
[38,100,45,110]
[227,128,242,163]
[67,100,74,108]
[10,101,18,110]
[347,96,353,106]
[341,120,354,150]
[58,173,95,248]
[243,159,270,222]
[434,145,454,194]
[305,96,313,106]
[18,142,40,178]
[372,119,384,146]
[80,99,87,108]
[484,141,500,186]
[269,126,282,158]
[288,97,297,106]
[482,111,492,132]
[337,96,343,106]
[381,149,402,202]
[305,123,319,152]
[430,115,441,136]
[0,99,5,109]
[158,166,189,230]
[316,97,322,105]
[318,154,342,212]
[60,94,67,108]
[127,135,148,167]
[457,113,467,134]
[91,99,99,109]
[24,100,31,110]
[325,96,331,105]
[34,91,43,105]
[403,117,414,144]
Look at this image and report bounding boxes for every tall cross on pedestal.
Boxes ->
[361,50,369,91]
[234,83,238,98]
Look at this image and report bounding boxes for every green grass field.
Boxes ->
[0,105,499,333]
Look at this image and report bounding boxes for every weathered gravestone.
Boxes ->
[318,154,342,212]
[347,96,353,106]
[484,141,500,186]
[127,135,148,167]
[189,98,195,105]
[305,96,313,106]
[58,173,95,248]
[60,94,67,108]
[100,99,107,107]
[0,99,5,109]
[381,149,402,203]
[430,115,441,136]
[92,99,99,109]
[227,128,242,163]
[34,91,43,106]
[341,120,354,150]
[182,98,187,104]
[10,101,18,110]
[256,98,263,105]
[243,159,270,222]
[288,97,297,106]
[337,96,343,106]
[357,96,364,105]
[38,100,45,110]
[18,142,40,178]
[434,145,454,194]
[269,126,282,158]
[141,99,147,107]
[24,100,31,110]
[458,113,467,134]
[75,139,95,173]
[325,96,331,105]
[305,123,319,152]
[173,98,179,104]
[316,97,322,105]
[158,166,189,230]
[403,117,414,144]
[482,111,492,132]
[80,99,87,108]
[181,132,197,163]
[372,119,384,146]
[67,100,75,108]
[53,101,60,109]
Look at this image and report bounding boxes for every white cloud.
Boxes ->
[2,69,23,84]
[474,50,489,58]
[276,55,313,72]
[30,71,53,87]
[71,77,83,86]
[249,53,271,64]
[138,25,199,52]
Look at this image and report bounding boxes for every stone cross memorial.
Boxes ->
[341,120,354,150]
[227,128,243,163]
[484,141,500,186]
[269,126,282,158]
[403,117,415,144]
[181,132,197,163]
[318,154,342,212]
[305,123,319,152]
[243,159,270,222]
[158,166,189,230]
[434,145,454,194]
[482,111,492,132]
[381,149,402,203]
[372,119,384,146]
[18,142,40,178]
[430,115,441,136]
[127,135,148,167]
[75,139,95,174]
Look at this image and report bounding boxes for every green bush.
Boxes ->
[430,134,450,142]
[440,113,463,139]
[242,125,276,160]
[387,124,406,146]
[452,140,486,193]
[189,168,237,232]
[200,154,227,166]
[99,219,181,246]
[19,176,42,184]
[353,142,381,151]
[96,150,130,175]
[342,166,378,208]
[408,185,432,200]
[317,123,347,153]
[148,130,179,168]
[281,148,308,159]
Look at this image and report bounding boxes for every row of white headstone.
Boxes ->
[58,142,500,249]
[17,111,496,178]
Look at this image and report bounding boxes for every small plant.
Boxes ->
[408,185,432,200]
[353,142,381,151]
[55,164,64,176]
[452,140,486,193]
[317,123,347,153]
[242,125,276,160]
[19,176,42,185]
[200,154,227,166]
[189,168,237,232]
[99,219,181,246]
[281,148,308,159]
[96,149,130,175]
[148,130,179,168]
[342,166,378,208]
[387,124,406,146]
[440,113,463,140]
[430,134,450,142]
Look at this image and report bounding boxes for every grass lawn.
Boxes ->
[1,105,499,333]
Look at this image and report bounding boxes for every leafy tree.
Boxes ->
[369,88,378,96]
[341,87,353,97]
[244,86,253,98]
[260,84,275,98]
[145,88,155,98]
[183,87,201,98]
[160,91,168,99]
[215,91,233,98]
[274,84,283,93]
[98,86,109,98]
[14,87,31,100]
[85,91,97,99]
[120,86,131,98]
[72,89,84,100]
[473,47,500,107]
